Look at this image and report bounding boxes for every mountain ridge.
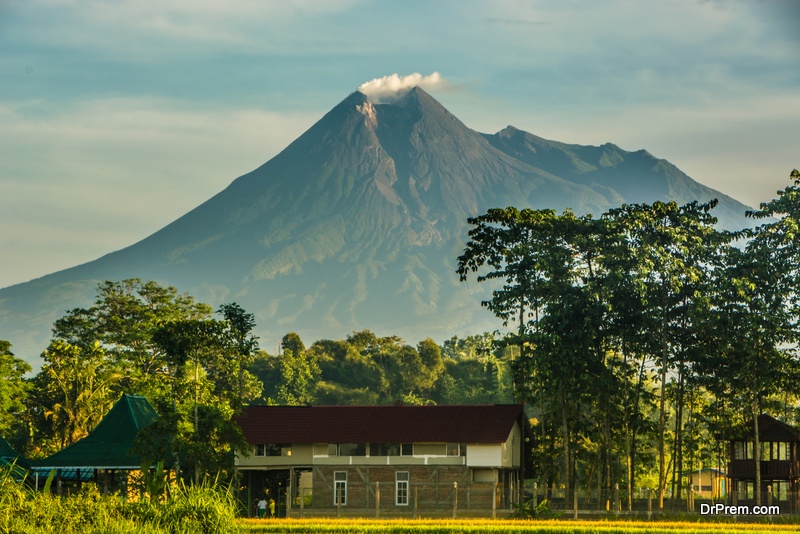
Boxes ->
[1,87,756,366]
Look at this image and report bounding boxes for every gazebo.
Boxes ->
[34,394,159,494]
[0,434,30,480]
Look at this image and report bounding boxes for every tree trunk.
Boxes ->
[562,390,571,497]
[753,400,761,505]
[658,305,668,509]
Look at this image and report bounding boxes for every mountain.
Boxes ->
[0,88,755,366]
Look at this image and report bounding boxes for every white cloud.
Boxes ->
[358,72,448,103]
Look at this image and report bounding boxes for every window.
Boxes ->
[401,443,413,456]
[255,444,266,456]
[334,471,347,506]
[396,471,409,506]
[262,444,291,456]
[775,442,790,461]
[328,444,338,456]
[338,443,366,456]
[734,441,753,460]
[737,480,754,500]
[447,443,466,456]
[415,443,447,456]
[773,481,789,501]
[372,443,400,456]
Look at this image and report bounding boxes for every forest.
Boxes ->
[0,170,798,509]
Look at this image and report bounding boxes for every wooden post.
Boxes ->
[375,482,380,518]
[300,488,305,517]
[648,488,652,520]
[573,485,578,520]
[413,487,418,519]
[492,482,497,519]
[614,483,620,513]
[287,469,293,514]
[337,487,342,518]
[453,482,458,519]
[533,482,538,510]
[768,485,773,508]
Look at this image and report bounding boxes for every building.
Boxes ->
[685,467,726,499]
[236,404,525,517]
[34,394,159,495]
[727,414,800,509]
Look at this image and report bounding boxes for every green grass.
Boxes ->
[0,467,241,534]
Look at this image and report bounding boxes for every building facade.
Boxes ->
[727,414,800,510]
[236,404,525,517]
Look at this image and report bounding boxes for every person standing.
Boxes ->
[257,497,267,518]
[269,498,276,518]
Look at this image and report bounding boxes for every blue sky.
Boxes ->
[1,0,798,289]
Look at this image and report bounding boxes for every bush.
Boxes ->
[0,466,239,534]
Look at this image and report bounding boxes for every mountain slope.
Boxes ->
[0,88,755,366]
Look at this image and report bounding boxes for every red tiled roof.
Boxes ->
[238,404,523,444]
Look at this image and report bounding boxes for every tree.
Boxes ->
[35,340,120,450]
[604,200,724,507]
[702,170,800,504]
[52,279,213,402]
[276,348,320,405]
[0,341,31,439]
[218,303,260,408]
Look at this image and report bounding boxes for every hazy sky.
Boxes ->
[1,0,798,289]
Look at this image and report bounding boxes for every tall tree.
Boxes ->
[604,200,723,507]
[0,341,31,441]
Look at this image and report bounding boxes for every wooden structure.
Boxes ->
[727,414,800,508]
[236,404,525,518]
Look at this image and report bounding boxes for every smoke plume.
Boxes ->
[358,72,445,103]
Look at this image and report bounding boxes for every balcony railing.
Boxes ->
[728,460,799,479]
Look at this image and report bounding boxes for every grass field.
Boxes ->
[239,518,800,534]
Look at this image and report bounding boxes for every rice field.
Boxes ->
[239,518,800,534]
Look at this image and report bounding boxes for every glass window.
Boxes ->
[334,471,347,506]
[415,443,447,456]
[773,481,789,500]
[737,480,754,500]
[396,471,409,506]
[401,443,413,456]
[372,443,400,456]
[338,443,366,456]
[734,441,753,460]
[263,444,291,456]
[776,442,789,461]
[255,444,266,457]
[328,444,338,456]
[446,443,466,456]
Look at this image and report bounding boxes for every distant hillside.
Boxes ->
[0,88,756,366]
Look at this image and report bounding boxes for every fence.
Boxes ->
[527,484,800,517]
[287,481,507,518]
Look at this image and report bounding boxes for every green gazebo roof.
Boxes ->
[0,435,18,459]
[0,435,30,471]
[36,394,159,470]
